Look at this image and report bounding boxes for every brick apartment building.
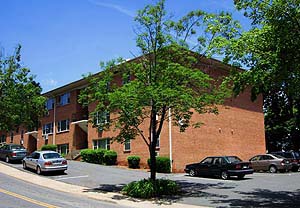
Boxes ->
[0,56,266,172]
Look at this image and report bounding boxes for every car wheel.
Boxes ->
[189,169,196,177]
[36,166,42,175]
[221,171,229,180]
[269,165,277,173]
[5,156,10,163]
[238,174,245,179]
[22,162,27,169]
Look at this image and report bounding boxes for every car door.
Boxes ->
[31,152,40,169]
[197,157,213,176]
[250,155,261,171]
[210,157,222,176]
[260,155,273,171]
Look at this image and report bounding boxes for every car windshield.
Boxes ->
[43,153,61,159]
[225,156,242,163]
[294,152,300,159]
[11,145,25,150]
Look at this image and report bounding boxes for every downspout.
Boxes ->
[168,108,172,173]
[53,99,56,145]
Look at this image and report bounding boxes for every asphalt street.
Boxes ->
[0,172,126,208]
[2,160,300,207]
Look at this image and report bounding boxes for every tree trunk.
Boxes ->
[149,144,156,180]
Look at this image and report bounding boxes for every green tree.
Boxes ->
[0,45,46,132]
[212,0,300,151]
[80,0,234,180]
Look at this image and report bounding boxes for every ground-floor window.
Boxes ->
[93,138,110,150]
[124,140,131,151]
[0,135,6,144]
[57,144,69,155]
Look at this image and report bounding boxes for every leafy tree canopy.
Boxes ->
[80,0,237,180]
[0,45,46,132]
[212,0,300,150]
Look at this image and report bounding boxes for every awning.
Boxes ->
[25,131,38,139]
[71,120,88,133]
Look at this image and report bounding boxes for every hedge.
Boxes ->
[80,149,117,165]
[41,144,57,151]
[127,156,140,169]
[148,157,171,173]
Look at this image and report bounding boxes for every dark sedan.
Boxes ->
[184,156,254,180]
[0,144,28,163]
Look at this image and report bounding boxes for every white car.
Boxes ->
[22,150,67,175]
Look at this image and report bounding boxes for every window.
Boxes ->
[93,138,110,150]
[124,140,131,151]
[57,144,69,155]
[156,136,160,148]
[0,135,6,144]
[46,98,55,110]
[201,157,213,164]
[10,132,13,143]
[59,92,70,106]
[122,73,131,85]
[57,119,70,132]
[42,123,53,135]
[95,111,110,125]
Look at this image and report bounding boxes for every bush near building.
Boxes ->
[80,149,117,165]
[127,156,141,169]
[148,157,171,173]
[41,144,57,151]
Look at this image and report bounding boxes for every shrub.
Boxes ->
[95,148,106,164]
[80,149,96,163]
[41,144,57,151]
[127,156,140,169]
[104,150,117,165]
[147,157,171,173]
[122,179,178,198]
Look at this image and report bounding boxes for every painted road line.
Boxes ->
[0,188,60,208]
[55,175,89,181]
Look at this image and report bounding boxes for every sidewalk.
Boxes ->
[0,163,207,208]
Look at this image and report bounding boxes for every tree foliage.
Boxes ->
[212,0,300,150]
[0,45,46,132]
[80,0,235,180]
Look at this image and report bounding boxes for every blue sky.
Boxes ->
[0,0,249,93]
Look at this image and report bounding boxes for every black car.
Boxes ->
[271,151,300,172]
[184,156,254,180]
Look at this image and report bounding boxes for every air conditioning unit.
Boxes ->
[43,134,48,140]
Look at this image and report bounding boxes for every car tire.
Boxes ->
[269,165,277,173]
[221,171,229,180]
[36,166,42,175]
[5,156,10,163]
[22,162,27,170]
[189,169,196,177]
[238,174,245,179]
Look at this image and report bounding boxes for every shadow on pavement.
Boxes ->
[82,179,236,205]
[211,189,300,208]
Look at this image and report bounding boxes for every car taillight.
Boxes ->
[281,160,287,165]
[44,161,52,166]
[11,153,17,157]
[62,160,67,165]
[236,164,241,169]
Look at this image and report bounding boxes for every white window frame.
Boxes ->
[0,135,6,144]
[124,139,131,151]
[95,111,110,125]
[93,138,110,150]
[57,119,70,133]
[42,123,53,135]
[57,144,69,154]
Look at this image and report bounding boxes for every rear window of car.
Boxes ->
[43,153,61,159]
[225,156,242,163]
[11,145,25,150]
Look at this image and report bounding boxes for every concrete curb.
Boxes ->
[0,163,208,208]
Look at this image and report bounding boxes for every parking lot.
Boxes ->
[2,160,300,207]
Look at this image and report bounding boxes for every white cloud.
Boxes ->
[43,79,58,87]
[87,0,135,17]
